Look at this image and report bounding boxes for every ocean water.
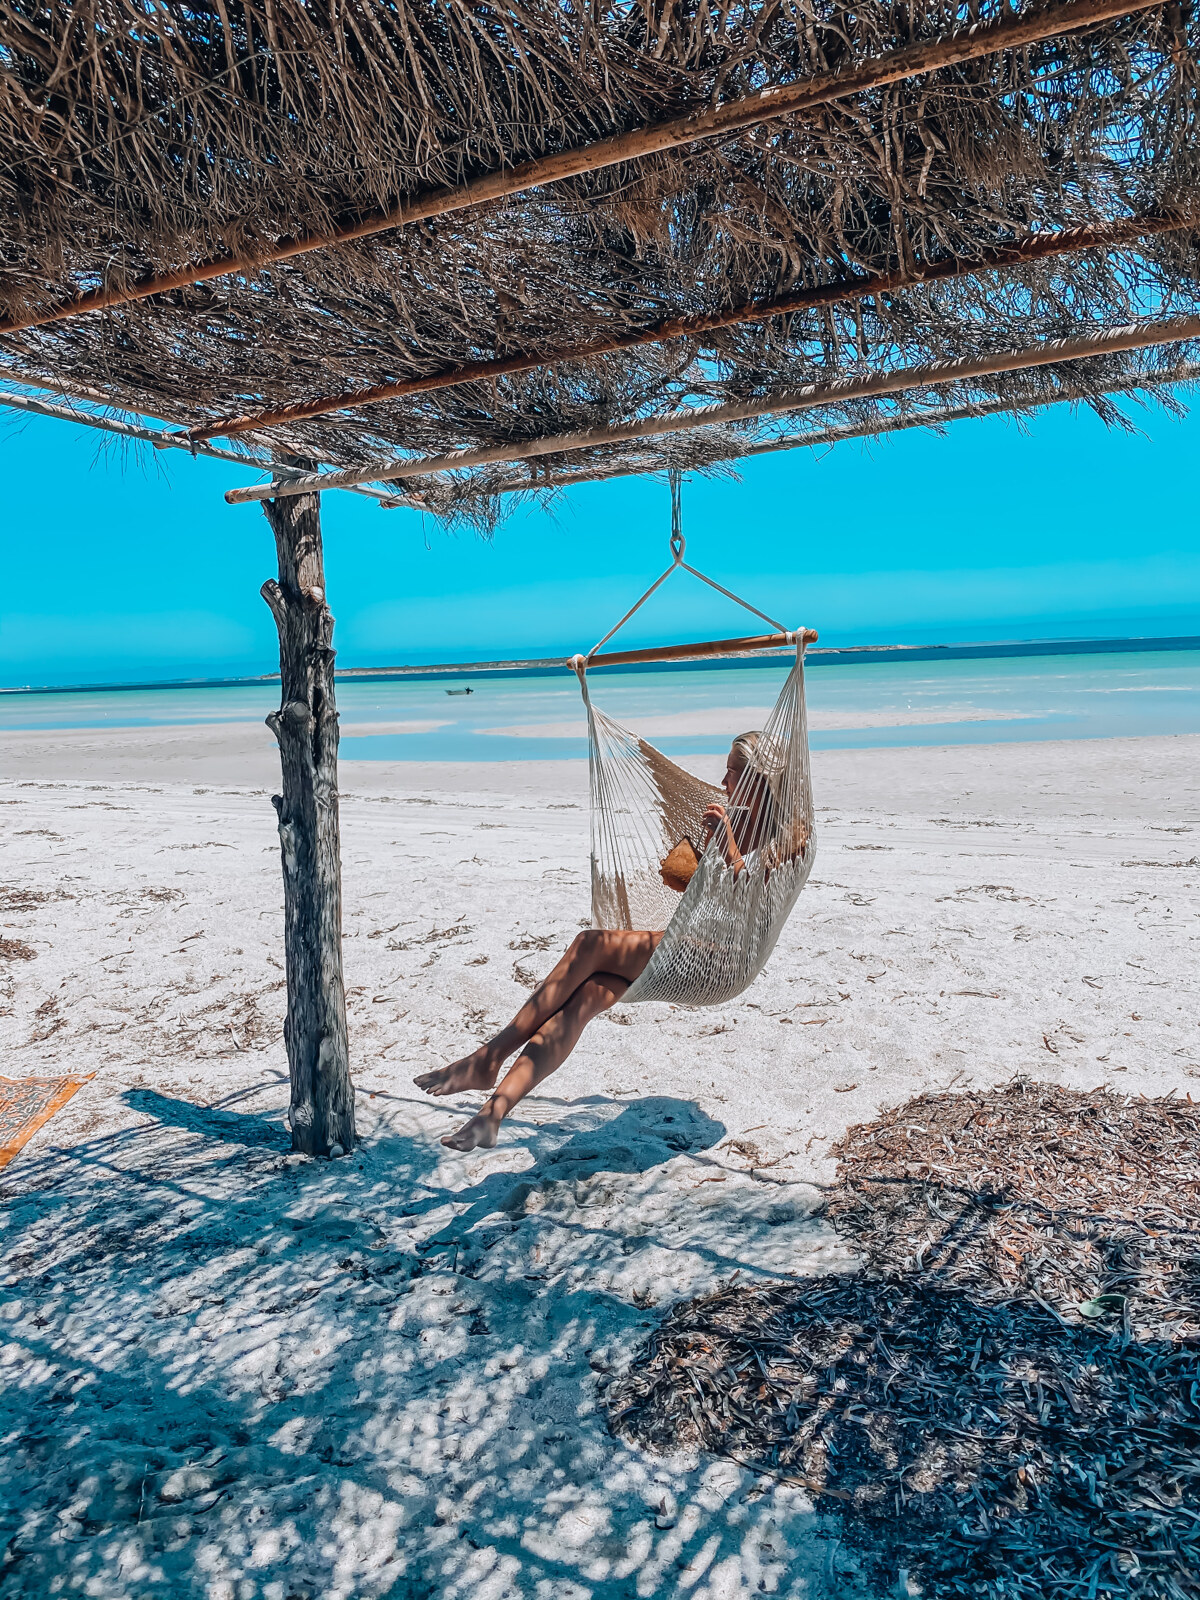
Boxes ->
[3,648,1200,760]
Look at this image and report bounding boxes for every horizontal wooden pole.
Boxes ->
[1,386,210,450]
[0,368,434,504]
[196,205,1198,440]
[2,0,1165,338]
[578,630,819,668]
[460,359,1200,500]
[227,312,1200,504]
[723,363,1200,464]
[0,387,426,506]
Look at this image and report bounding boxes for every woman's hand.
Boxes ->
[701,801,728,837]
[702,801,745,874]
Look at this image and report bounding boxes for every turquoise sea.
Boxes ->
[3,648,1200,761]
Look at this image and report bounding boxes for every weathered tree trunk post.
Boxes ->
[260,470,355,1157]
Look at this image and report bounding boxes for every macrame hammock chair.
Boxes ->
[569,476,817,1008]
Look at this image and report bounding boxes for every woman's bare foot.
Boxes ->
[441,1107,501,1151]
[414,1046,503,1097]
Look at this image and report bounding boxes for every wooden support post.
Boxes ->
[260,469,355,1157]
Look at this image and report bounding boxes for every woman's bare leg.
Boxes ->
[441,972,629,1151]
[414,929,659,1096]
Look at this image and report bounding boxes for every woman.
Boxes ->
[415,732,778,1151]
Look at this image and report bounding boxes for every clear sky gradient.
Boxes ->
[3,391,1199,688]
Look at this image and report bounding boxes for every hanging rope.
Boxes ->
[585,474,787,662]
[568,477,816,1006]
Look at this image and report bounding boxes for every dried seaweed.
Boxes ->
[830,1079,1200,1343]
[607,1081,1200,1598]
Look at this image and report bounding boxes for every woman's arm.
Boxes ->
[701,802,746,875]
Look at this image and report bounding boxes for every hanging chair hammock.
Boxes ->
[568,476,818,1008]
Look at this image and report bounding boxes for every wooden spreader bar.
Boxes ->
[577,629,818,669]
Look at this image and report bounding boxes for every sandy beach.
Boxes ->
[2,724,1199,1598]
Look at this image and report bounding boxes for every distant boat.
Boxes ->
[445,686,474,696]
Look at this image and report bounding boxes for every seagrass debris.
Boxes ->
[606,1081,1200,1598]
[426,358,1200,506]
[827,1079,1200,1335]
[0,0,1168,339]
[0,389,422,509]
[226,313,1200,502]
[610,1278,1200,1597]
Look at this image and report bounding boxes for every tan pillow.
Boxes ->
[660,837,700,893]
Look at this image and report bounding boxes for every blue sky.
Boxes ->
[3,391,1199,688]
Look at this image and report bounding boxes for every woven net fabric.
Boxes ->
[578,649,815,1006]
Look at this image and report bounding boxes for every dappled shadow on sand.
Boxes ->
[610,1081,1200,1600]
[125,1088,289,1151]
[0,1086,859,1599]
[609,1274,1200,1600]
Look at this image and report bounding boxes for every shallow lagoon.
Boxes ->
[4,647,1200,759]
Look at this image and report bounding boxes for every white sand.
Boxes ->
[2,723,1199,1598]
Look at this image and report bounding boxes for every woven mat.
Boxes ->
[0,1074,92,1169]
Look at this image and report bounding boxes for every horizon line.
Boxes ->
[4,630,1200,697]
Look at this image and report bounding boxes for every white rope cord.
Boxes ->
[572,489,816,1007]
[578,638,816,1005]
[586,472,786,660]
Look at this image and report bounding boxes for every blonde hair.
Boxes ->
[729,730,783,785]
[729,730,764,776]
[727,729,784,851]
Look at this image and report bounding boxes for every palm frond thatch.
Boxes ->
[1,0,1198,522]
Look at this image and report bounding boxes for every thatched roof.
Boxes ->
[2,0,1198,523]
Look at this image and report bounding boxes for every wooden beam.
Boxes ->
[0,386,426,507]
[260,471,357,1158]
[1,367,158,414]
[1,385,238,454]
[464,360,1200,499]
[580,629,819,668]
[195,206,1198,440]
[225,312,1200,504]
[0,0,1165,338]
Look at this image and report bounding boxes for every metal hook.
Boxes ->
[581,463,785,661]
[669,469,685,562]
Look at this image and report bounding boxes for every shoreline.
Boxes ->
[2,718,1199,789]
[5,629,1200,695]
